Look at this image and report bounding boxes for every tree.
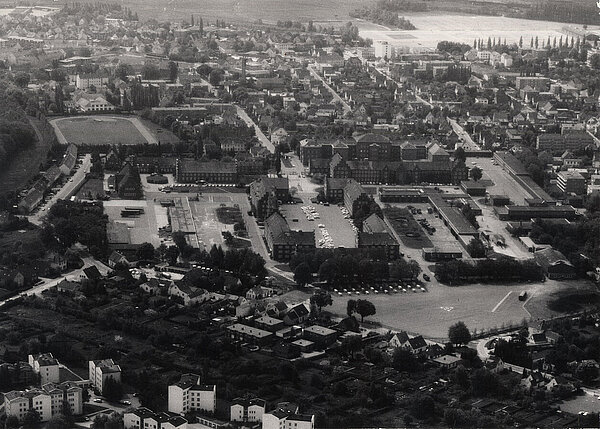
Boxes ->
[355,299,376,322]
[22,410,40,429]
[392,348,418,371]
[341,335,363,358]
[47,415,70,429]
[347,299,357,317]
[467,238,486,258]
[136,242,155,261]
[102,377,123,401]
[590,53,600,70]
[4,416,19,429]
[14,72,30,88]
[519,36,523,48]
[294,262,312,286]
[449,321,472,346]
[470,166,483,181]
[310,290,333,312]
[168,61,179,82]
[454,147,466,163]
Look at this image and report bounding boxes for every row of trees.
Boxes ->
[435,257,544,284]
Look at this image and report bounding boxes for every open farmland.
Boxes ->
[51,117,154,146]
[358,13,600,50]
[53,0,365,23]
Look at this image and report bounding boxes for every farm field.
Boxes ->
[358,13,600,50]
[51,117,153,146]
[54,0,365,23]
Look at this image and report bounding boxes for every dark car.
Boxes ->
[423,274,430,281]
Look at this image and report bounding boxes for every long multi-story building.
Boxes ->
[167,374,216,415]
[264,212,315,261]
[536,132,594,153]
[4,382,83,423]
[175,159,238,184]
[75,73,110,90]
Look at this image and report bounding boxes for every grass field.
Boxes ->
[53,117,149,146]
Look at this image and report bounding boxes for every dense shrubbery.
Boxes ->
[350,0,417,30]
[46,201,108,258]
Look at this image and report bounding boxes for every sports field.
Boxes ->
[326,278,597,340]
[52,117,152,146]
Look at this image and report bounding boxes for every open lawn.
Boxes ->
[52,117,150,146]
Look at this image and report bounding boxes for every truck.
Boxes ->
[519,291,528,301]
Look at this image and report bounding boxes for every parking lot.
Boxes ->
[279,202,357,248]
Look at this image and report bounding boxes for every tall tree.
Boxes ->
[294,262,312,286]
[449,321,472,345]
[355,299,376,322]
[519,36,523,48]
[310,290,333,312]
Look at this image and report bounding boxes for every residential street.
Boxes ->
[29,154,92,226]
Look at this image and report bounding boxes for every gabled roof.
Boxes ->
[408,335,427,350]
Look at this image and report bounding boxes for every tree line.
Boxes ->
[435,257,544,284]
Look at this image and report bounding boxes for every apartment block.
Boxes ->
[89,359,122,394]
[28,353,60,385]
[4,382,83,423]
[167,374,216,415]
[230,397,266,423]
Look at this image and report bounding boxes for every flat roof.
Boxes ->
[304,325,337,336]
[227,323,273,338]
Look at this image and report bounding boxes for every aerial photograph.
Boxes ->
[1,0,600,427]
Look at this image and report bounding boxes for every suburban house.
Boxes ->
[168,283,210,306]
[108,251,130,268]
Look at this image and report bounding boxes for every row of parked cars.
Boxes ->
[332,282,427,297]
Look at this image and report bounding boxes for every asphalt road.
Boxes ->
[449,118,481,151]
[0,257,110,307]
[308,64,351,114]
[235,106,275,153]
[29,154,92,226]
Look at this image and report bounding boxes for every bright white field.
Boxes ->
[358,13,600,51]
